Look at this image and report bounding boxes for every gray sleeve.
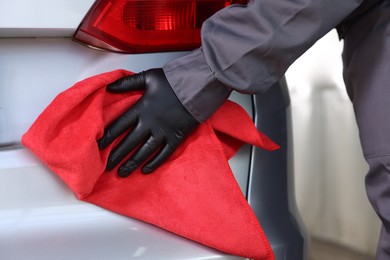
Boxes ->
[163,0,363,122]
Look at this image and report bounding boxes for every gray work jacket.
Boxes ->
[163,0,381,122]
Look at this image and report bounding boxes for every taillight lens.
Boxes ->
[73,0,247,53]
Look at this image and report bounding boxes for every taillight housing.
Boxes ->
[73,0,247,53]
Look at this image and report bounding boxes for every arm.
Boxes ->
[163,0,363,122]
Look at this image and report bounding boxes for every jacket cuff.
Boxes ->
[163,48,232,123]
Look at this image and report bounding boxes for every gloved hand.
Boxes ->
[98,69,200,177]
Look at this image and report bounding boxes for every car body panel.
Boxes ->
[0,37,252,259]
[0,150,243,260]
[0,1,307,259]
[0,0,94,37]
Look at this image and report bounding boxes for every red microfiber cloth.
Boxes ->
[22,70,279,260]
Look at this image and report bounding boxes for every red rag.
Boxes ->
[22,70,279,260]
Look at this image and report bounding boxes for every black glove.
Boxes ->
[98,69,199,177]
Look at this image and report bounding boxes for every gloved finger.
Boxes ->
[117,136,163,177]
[142,144,176,174]
[107,72,146,93]
[105,124,148,171]
[98,107,138,149]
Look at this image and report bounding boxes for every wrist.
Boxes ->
[163,48,231,123]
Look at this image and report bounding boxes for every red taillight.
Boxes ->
[73,0,246,53]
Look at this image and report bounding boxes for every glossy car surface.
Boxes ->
[0,1,307,259]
